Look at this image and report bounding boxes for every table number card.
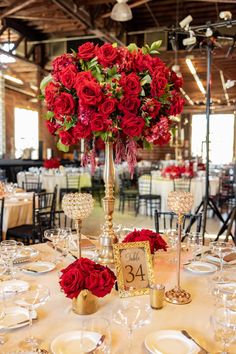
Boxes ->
[113,241,154,297]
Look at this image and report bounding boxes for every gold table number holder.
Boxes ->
[165,191,194,305]
[62,193,94,259]
[98,141,118,265]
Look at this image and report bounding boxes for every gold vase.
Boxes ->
[98,141,118,265]
[72,289,98,315]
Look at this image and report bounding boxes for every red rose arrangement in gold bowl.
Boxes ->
[122,229,168,254]
[59,257,116,299]
[43,157,60,169]
[41,41,184,175]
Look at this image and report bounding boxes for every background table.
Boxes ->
[2,242,235,353]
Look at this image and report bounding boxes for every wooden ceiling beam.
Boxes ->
[0,0,38,19]
[190,0,236,3]
[8,15,71,22]
[3,18,48,41]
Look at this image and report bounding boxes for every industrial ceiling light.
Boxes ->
[225,79,236,89]
[111,0,132,22]
[179,15,193,31]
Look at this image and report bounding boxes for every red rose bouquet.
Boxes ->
[122,229,168,254]
[43,157,60,169]
[41,41,184,176]
[161,164,194,179]
[59,257,116,299]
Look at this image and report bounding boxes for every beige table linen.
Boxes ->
[2,243,236,353]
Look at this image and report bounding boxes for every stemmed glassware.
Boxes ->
[187,232,203,262]
[113,299,151,353]
[210,242,233,279]
[58,227,72,258]
[211,307,236,354]
[0,262,6,345]
[44,229,60,263]
[14,284,50,351]
[0,240,24,279]
[81,317,111,353]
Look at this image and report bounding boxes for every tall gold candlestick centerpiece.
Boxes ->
[62,193,94,259]
[165,191,194,305]
[98,141,118,265]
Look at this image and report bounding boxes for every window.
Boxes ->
[14,108,39,159]
[191,114,234,164]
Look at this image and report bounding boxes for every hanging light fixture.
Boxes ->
[111,0,133,22]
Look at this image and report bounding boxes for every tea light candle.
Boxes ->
[150,284,165,310]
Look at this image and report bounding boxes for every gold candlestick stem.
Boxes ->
[98,141,118,265]
[76,219,82,259]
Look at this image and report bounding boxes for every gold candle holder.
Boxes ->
[165,191,194,305]
[62,193,94,259]
[98,141,118,265]
[150,284,165,309]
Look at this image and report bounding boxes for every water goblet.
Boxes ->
[210,242,233,279]
[0,240,21,279]
[187,232,203,262]
[81,317,111,353]
[44,229,60,263]
[58,228,72,258]
[211,307,236,354]
[113,299,151,353]
[14,284,50,351]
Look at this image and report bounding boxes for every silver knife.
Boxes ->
[181,330,209,353]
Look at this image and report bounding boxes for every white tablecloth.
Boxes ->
[2,242,234,353]
[138,176,219,212]
[2,193,33,238]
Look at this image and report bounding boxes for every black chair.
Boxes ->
[136,174,161,218]
[52,210,76,231]
[6,188,57,244]
[154,210,203,240]
[118,173,138,213]
[173,178,192,192]
[0,198,5,241]
[59,174,80,204]
[22,181,43,193]
[81,169,104,206]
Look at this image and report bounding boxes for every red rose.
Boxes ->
[119,96,140,114]
[120,114,145,137]
[52,53,74,81]
[142,98,161,119]
[120,73,141,96]
[45,120,60,135]
[78,42,95,61]
[85,268,116,297]
[91,113,111,132]
[151,70,168,98]
[76,80,102,106]
[123,229,167,254]
[71,121,91,140]
[133,51,152,72]
[43,157,60,169]
[59,267,85,299]
[146,116,171,146]
[59,130,75,145]
[74,71,95,86]
[168,91,185,116]
[53,92,76,117]
[78,257,97,275]
[170,71,183,91]
[45,82,60,107]
[99,98,117,115]
[59,64,77,89]
[96,43,118,67]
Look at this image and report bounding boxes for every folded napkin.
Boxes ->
[206,252,236,265]
[223,252,236,263]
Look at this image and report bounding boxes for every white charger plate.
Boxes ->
[145,330,199,354]
[0,306,37,330]
[184,261,218,274]
[51,330,101,354]
[21,261,55,274]
[0,279,29,295]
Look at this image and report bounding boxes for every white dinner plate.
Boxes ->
[0,306,37,330]
[216,282,236,294]
[206,254,236,265]
[145,330,199,354]
[0,279,29,295]
[14,247,39,263]
[21,261,55,274]
[50,330,101,354]
[184,261,218,274]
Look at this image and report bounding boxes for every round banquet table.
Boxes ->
[138,176,219,213]
[2,242,235,354]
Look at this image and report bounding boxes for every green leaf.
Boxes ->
[149,50,159,55]
[112,43,118,48]
[141,46,148,55]
[140,74,152,86]
[140,88,146,96]
[143,139,153,150]
[44,111,54,120]
[40,75,52,93]
[70,48,77,56]
[38,94,44,101]
[151,40,162,50]
[107,66,117,77]
[127,43,138,53]
[57,140,69,152]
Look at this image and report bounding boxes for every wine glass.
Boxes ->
[44,229,60,263]
[210,242,233,279]
[113,299,151,353]
[211,307,236,354]
[81,317,111,353]
[187,232,203,262]
[165,229,178,263]
[58,227,72,257]
[0,263,6,345]
[14,284,50,351]
[0,240,23,279]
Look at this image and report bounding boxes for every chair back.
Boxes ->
[173,178,192,192]
[22,181,42,193]
[154,210,202,237]
[66,174,80,190]
[0,198,4,241]
[138,174,152,195]
[53,210,76,231]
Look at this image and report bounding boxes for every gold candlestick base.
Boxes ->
[165,287,191,305]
